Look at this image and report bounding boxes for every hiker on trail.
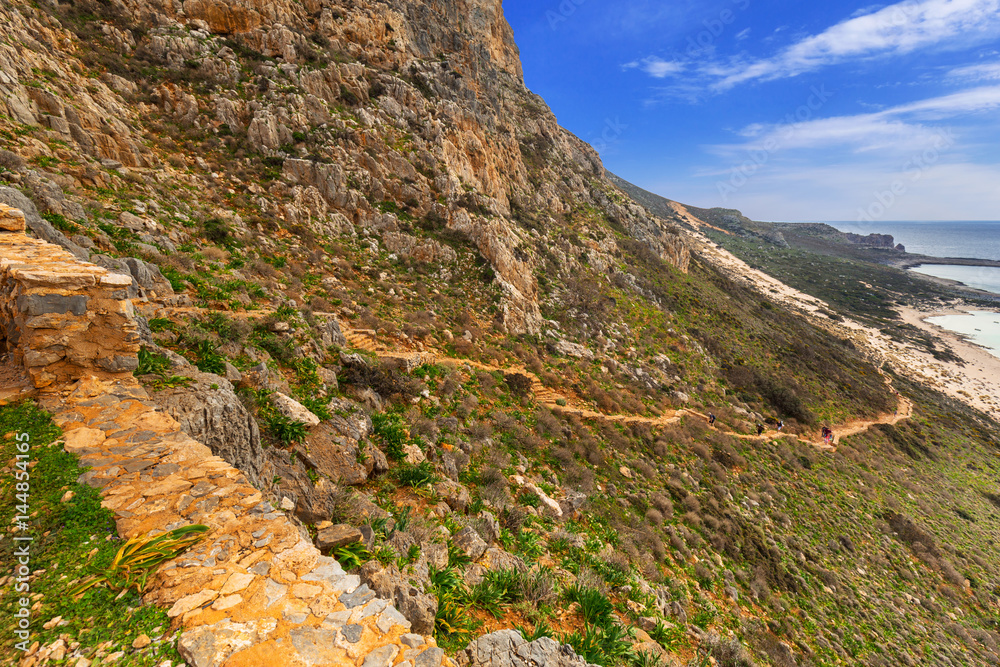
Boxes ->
[756,423,764,436]
[778,420,784,431]
[709,413,716,425]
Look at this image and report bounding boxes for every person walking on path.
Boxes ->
[709,413,716,426]
[756,423,765,436]
[778,420,784,431]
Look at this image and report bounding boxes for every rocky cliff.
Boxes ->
[0,0,688,336]
[6,3,999,667]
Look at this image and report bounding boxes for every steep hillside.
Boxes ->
[1,2,1000,667]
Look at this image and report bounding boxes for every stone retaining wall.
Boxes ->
[0,203,138,390]
[0,205,442,666]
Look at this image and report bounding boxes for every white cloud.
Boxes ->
[948,61,1000,82]
[622,0,1000,90]
[691,161,1000,221]
[710,85,1000,156]
[622,56,684,78]
[891,84,1000,116]
[714,0,1000,88]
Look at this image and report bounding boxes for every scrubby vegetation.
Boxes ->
[1,0,999,664]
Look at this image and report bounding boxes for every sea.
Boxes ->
[826,220,1000,359]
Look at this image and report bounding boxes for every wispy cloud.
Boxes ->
[948,61,1000,82]
[626,0,1000,92]
[713,0,1000,89]
[711,85,1000,156]
[622,56,684,78]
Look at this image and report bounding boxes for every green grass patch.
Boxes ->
[0,402,182,664]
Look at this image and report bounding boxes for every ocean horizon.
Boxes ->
[822,220,1000,262]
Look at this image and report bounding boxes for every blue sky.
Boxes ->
[502,0,1000,222]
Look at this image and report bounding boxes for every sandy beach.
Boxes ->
[678,213,1000,423]
[887,305,1000,420]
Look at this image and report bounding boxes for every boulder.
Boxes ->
[434,479,470,513]
[92,254,174,300]
[479,548,526,573]
[477,511,500,544]
[273,392,321,427]
[295,400,373,485]
[360,562,437,635]
[552,340,594,360]
[319,318,347,347]
[452,527,487,562]
[315,524,362,552]
[395,588,437,636]
[150,369,264,487]
[457,630,599,667]
[271,459,343,525]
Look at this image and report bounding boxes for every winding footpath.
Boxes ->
[334,321,913,452]
[162,306,912,451]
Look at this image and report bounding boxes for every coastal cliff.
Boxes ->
[2,2,1000,667]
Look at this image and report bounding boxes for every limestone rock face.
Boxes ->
[360,561,438,635]
[150,369,265,488]
[0,0,692,341]
[457,630,599,667]
[0,187,90,260]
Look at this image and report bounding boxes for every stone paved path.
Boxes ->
[41,374,444,667]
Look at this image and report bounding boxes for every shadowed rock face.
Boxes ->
[150,368,265,487]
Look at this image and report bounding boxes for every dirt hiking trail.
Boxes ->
[164,307,911,452]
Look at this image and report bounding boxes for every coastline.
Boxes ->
[866,304,1000,421]
[681,219,1000,422]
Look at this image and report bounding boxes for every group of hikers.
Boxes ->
[706,410,834,443]
[706,412,784,437]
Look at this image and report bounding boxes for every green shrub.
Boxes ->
[467,568,524,618]
[565,584,615,627]
[333,541,369,569]
[189,339,227,374]
[300,396,332,421]
[372,412,408,460]
[391,461,439,488]
[135,347,170,376]
[158,265,188,292]
[203,217,236,247]
[41,211,79,233]
[648,619,686,650]
[428,565,480,649]
[148,317,175,332]
[516,620,555,642]
[559,622,635,667]
[267,414,308,445]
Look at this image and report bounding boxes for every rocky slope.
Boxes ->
[2,1,1000,667]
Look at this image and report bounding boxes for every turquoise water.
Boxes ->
[926,311,1000,359]
[911,265,1000,296]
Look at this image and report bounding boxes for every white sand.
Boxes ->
[675,205,1000,422]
